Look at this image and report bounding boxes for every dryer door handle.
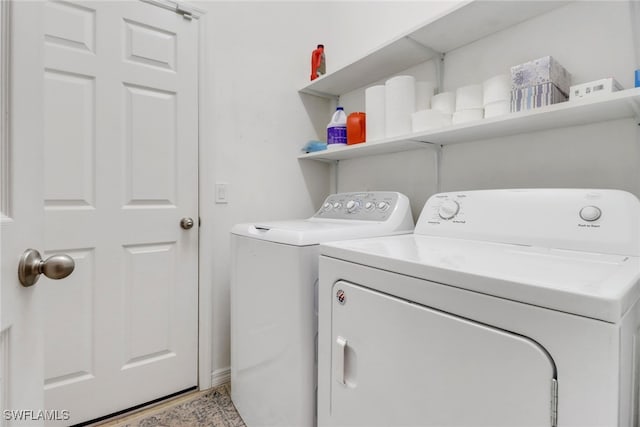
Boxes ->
[335,336,347,385]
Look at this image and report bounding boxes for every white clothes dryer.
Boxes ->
[230,192,414,427]
[318,189,640,427]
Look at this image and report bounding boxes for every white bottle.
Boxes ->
[327,107,347,148]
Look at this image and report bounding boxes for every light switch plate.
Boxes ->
[215,182,228,204]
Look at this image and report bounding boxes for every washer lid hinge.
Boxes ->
[551,378,558,427]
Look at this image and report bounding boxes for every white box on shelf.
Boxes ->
[569,78,623,100]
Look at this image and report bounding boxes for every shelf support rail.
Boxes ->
[435,144,442,194]
[436,53,445,95]
[330,160,339,194]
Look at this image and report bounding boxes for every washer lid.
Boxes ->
[231,219,411,246]
[320,234,640,323]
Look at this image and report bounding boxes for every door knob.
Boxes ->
[18,249,75,287]
[180,217,194,230]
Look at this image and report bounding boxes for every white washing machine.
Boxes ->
[230,191,414,427]
[318,189,640,427]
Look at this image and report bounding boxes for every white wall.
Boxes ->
[197,0,640,385]
[197,1,333,383]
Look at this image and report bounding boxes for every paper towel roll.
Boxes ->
[483,100,510,118]
[385,75,416,137]
[416,81,437,111]
[365,85,386,141]
[411,109,452,133]
[431,92,456,114]
[452,108,484,125]
[483,74,511,105]
[456,84,483,111]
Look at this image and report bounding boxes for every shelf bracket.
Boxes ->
[405,36,444,93]
[405,35,441,61]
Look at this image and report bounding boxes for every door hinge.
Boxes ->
[551,378,558,427]
[176,4,194,20]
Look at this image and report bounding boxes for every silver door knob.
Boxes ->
[18,249,75,287]
[180,217,194,230]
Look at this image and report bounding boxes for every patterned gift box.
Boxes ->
[510,82,568,112]
[511,56,571,97]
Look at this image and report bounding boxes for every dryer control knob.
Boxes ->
[580,205,601,222]
[333,202,343,210]
[364,201,375,211]
[323,202,332,212]
[438,200,460,220]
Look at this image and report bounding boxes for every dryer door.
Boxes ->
[328,280,556,426]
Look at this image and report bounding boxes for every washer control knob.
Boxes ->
[346,200,359,213]
[364,201,375,211]
[438,200,460,220]
[377,201,390,212]
[323,202,332,212]
[333,202,342,210]
[580,205,602,222]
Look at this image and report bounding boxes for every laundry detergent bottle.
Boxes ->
[327,107,347,149]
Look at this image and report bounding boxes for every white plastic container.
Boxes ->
[327,107,347,148]
[385,75,416,138]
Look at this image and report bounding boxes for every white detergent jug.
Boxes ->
[327,107,347,148]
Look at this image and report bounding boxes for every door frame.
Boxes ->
[191,1,215,391]
[0,0,11,415]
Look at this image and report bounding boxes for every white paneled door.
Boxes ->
[40,1,198,425]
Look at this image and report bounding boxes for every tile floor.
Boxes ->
[95,383,245,427]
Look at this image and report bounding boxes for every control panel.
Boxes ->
[414,189,640,256]
[422,192,608,226]
[313,192,400,221]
